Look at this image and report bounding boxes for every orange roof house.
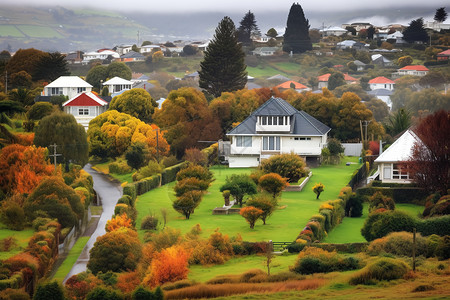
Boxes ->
[397,65,429,76]
[276,80,308,91]
[369,76,395,91]
[437,49,450,61]
[317,73,357,89]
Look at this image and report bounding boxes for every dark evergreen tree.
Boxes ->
[367,26,375,40]
[199,16,247,98]
[34,52,70,82]
[403,18,429,43]
[328,72,346,90]
[282,3,312,54]
[266,28,278,38]
[237,11,260,46]
[434,7,448,23]
[33,281,65,300]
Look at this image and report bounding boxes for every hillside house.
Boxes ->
[226,97,330,168]
[397,65,429,77]
[82,50,119,64]
[62,92,109,130]
[437,49,450,61]
[369,76,395,91]
[115,44,133,55]
[140,45,162,54]
[42,76,92,99]
[320,26,347,36]
[103,77,134,96]
[336,40,356,50]
[374,129,422,184]
[120,51,145,62]
[317,73,357,89]
[353,60,366,71]
[367,89,393,110]
[371,54,393,67]
[275,81,309,92]
[252,47,279,56]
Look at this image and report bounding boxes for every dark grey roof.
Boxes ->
[368,89,393,96]
[247,82,262,90]
[227,97,331,136]
[120,51,145,59]
[134,81,156,90]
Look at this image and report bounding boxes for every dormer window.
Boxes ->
[257,116,290,126]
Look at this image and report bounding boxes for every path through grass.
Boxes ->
[52,236,90,282]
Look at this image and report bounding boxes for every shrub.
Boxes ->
[312,183,325,199]
[240,206,263,229]
[260,153,307,183]
[368,191,395,213]
[287,242,307,253]
[141,215,159,230]
[435,235,450,260]
[0,288,30,300]
[32,217,55,231]
[0,201,26,230]
[161,155,179,168]
[349,257,409,285]
[105,214,133,232]
[184,148,207,166]
[361,210,416,241]
[133,161,162,182]
[175,164,213,183]
[246,194,277,225]
[132,286,155,300]
[174,177,210,197]
[123,184,137,202]
[0,237,17,251]
[117,195,132,207]
[86,287,122,300]
[33,281,65,300]
[109,160,132,175]
[367,231,428,257]
[429,195,450,217]
[345,194,363,217]
[258,173,287,198]
[161,162,189,185]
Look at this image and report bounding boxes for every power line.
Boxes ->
[48,143,62,170]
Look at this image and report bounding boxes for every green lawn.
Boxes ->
[0,227,34,260]
[246,66,291,78]
[188,254,298,282]
[17,25,63,38]
[92,162,133,184]
[135,157,361,242]
[52,236,90,282]
[323,203,424,243]
[0,25,25,37]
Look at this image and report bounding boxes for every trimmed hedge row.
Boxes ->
[371,180,418,188]
[135,174,161,196]
[0,273,23,290]
[161,162,189,185]
[357,187,428,204]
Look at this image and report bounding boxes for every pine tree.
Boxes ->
[199,16,247,98]
[403,18,429,43]
[33,52,69,82]
[282,3,312,54]
[237,11,260,46]
[434,7,448,23]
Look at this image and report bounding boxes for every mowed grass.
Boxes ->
[52,236,90,282]
[0,227,34,260]
[0,25,25,37]
[17,25,63,38]
[189,254,298,282]
[323,203,424,243]
[246,65,291,78]
[135,157,360,242]
[92,162,133,184]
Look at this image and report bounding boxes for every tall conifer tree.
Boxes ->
[237,11,260,46]
[403,18,428,43]
[199,16,247,98]
[282,3,312,54]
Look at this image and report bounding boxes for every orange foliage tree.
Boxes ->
[240,206,263,229]
[105,214,133,232]
[143,245,190,287]
[116,271,141,294]
[0,144,56,195]
[258,173,287,198]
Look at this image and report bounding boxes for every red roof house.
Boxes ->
[63,92,109,130]
[276,80,309,91]
[437,49,450,61]
[317,73,357,88]
[397,65,429,76]
[369,76,395,91]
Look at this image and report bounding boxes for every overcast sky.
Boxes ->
[2,0,448,13]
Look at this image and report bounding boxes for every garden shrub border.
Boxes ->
[357,186,428,204]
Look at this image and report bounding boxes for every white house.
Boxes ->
[42,76,93,99]
[252,47,279,56]
[103,77,134,95]
[386,31,405,44]
[397,65,429,77]
[140,45,162,54]
[374,129,421,184]
[320,26,348,37]
[62,92,109,130]
[116,44,133,56]
[226,97,331,168]
[367,89,393,110]
[336,40,356,49]
[369,76,395,91]
[82,50,120,63]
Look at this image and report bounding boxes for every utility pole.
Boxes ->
[48,143,62,171]
[137,30,140,46]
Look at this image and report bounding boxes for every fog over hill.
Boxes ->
[0,4,442,52]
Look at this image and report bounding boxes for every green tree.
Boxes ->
[434,7,448,23]
[367,26,375,40]
[86,65,108,90]
[172,190,203,219]
[384,108,411,136]
[260,153,307,183]
[27,102,54,121]
[34,112,88,167]
[403,18,428,43]
[88,228,142,274]
[182,45,198,56]
[9,71,32,89]
[328,72,346,90]
[86,287,122,300]
[199,16,247,97]
[266,28,278,38]
[8,88,35,106]
[327,138,345,155]
[282,3,312,54]
[246,194,277,225]
[237,10,260,46]
[107,61,132,80]
[220,174,257,207]
[33,52,70,81]
[109,88,157,123]
[33,281,65,300]
[125,143,147,170]
[365,98,389,122]
[419,71,447,88]
[6,48,46,76]
[132,286,155,300]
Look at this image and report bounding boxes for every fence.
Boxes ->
[342,143,363,157]
[348,163,367,190]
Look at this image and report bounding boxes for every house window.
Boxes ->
[268,116,272,125]
[51,87,62,95]
[279,116,284,125]
[79,108,89,115]
[261,116,267,125]
[235,136,252,147]
[392,163,409,180]
[77,87,86,93]
[295,137,311,140]
[263,136,280,151]
[383,165,391,179]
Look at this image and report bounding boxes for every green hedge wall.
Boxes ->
[417,215,450,236]
[0,273,23,291]
[357,187,428,204]
[161,162,189,185]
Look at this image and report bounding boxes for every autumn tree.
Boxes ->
[184,148,207,166]
[34,112,89,167]
[24,177,84,228]
[6,48,47,76]
[397,56,413,68]
[33,281,65,300]
[105,214,133,232]
[88,228,142,274]
[109,88,157,123]
[220,174,257,207]
[246,194,277,225]
[260,153,307,183]
[282,3,312,54]
[406,88,450,115]
[237,11,260,47]
[312,183,325,199]
[258,173,287,199]
[434,7,448,23]
[368,191,395,213]
[403,18,428,43]
[153,87,221,158]
[240,206,263,229]
[408,110,450,194]
[199,17,247,97]
[176,164,213,183]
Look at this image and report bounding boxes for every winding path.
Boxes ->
[63,164,122,283]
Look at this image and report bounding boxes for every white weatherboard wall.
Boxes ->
[282,136,323,155]
[228,156,259,168]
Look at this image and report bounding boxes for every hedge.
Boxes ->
[123,184,137,202]
[135,174,161,196]
[0,273,23,290]
[424,60,449,67]
[161,162,189,185]
[417,215,450,236]
[357,187,428,204]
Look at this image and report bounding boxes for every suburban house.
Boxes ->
[317,73,358,89]
[226,97,331,168]
[62,92,109,130]
[140,45,162,54]
[103,77,134,95]
[353,42,369,51]
[437,49,450,61]
[82,50,120,64]
[42,76,93,99]
[275,81,309,92]
[397,65,429,76]
[369,76,395,91]
[64,51,83,64]
[115,44,133,56]
[252,47,279,56]
[353,60,366,71]
[119,51,145,62]
[386,31,405,44]
[367,89,393,110]
[320,26,348,36]
[336,40,356,50]
[371,54,393,67]
[374,129,422,184]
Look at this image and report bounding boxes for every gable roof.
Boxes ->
[438,49,450,56]
[317,73,357,82]
[63,92,108,107]
[120,51,145,59]
[227,97,330,136]
[369,76,395,84]
[374,129,421,163]
[276,81,308,89]
[399,65,429,71]
[45,76,92,88]
[103,76,134,85]
[267,74,290,81]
